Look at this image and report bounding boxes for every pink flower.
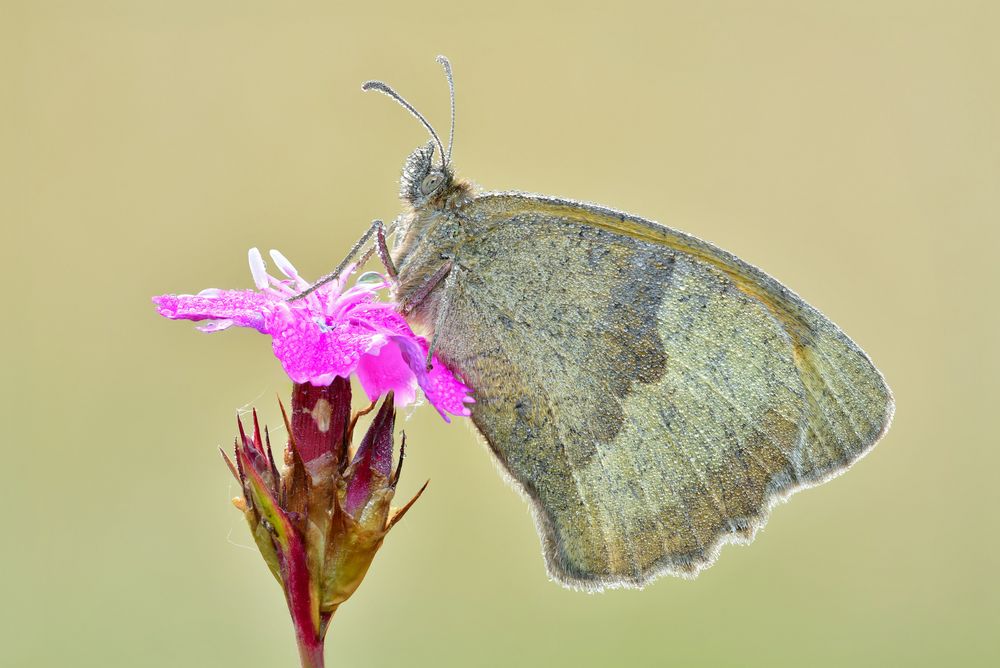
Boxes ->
[153,248,473,421]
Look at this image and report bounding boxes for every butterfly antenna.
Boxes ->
[362,79,448,168]
[436,55,455,165]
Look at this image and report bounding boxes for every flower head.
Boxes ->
[153,248,473,421]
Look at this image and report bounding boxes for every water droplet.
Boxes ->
[356,271,385,287]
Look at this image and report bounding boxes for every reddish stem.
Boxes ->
[282,529,327,668]
[292,626,325,668]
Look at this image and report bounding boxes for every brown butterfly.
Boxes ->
[300,57,894,590]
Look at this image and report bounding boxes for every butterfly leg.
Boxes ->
[399,259,453,316]
[375,222,398,279]
[397,259,457,368]
[290,219,397,301]
[424,265,460,369]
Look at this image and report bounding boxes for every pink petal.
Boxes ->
[152,290,271,333]
[355,341,419,406]
[349,302,413,336]
[266,302,380,386]
[390,335,473,422]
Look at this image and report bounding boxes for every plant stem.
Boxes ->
[282,530,327,668]
[291,609,335,667]
[293,625,325,668]
[288,591,328,668]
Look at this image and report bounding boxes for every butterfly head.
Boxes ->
[400,141,464,208]
[364,56,470,210]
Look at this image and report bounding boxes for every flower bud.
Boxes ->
[222,381,426,666]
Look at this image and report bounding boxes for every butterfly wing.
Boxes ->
[433,192,893,590]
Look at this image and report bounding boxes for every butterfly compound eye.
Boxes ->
[420,172,444,195]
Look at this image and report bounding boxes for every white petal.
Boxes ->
[247,247,269,290]
[269,249,300,280]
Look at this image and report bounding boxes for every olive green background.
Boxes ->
[4,1,997,666]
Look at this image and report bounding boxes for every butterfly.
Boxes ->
[300,56,894,590]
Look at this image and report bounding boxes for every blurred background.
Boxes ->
[3,1,997,666]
